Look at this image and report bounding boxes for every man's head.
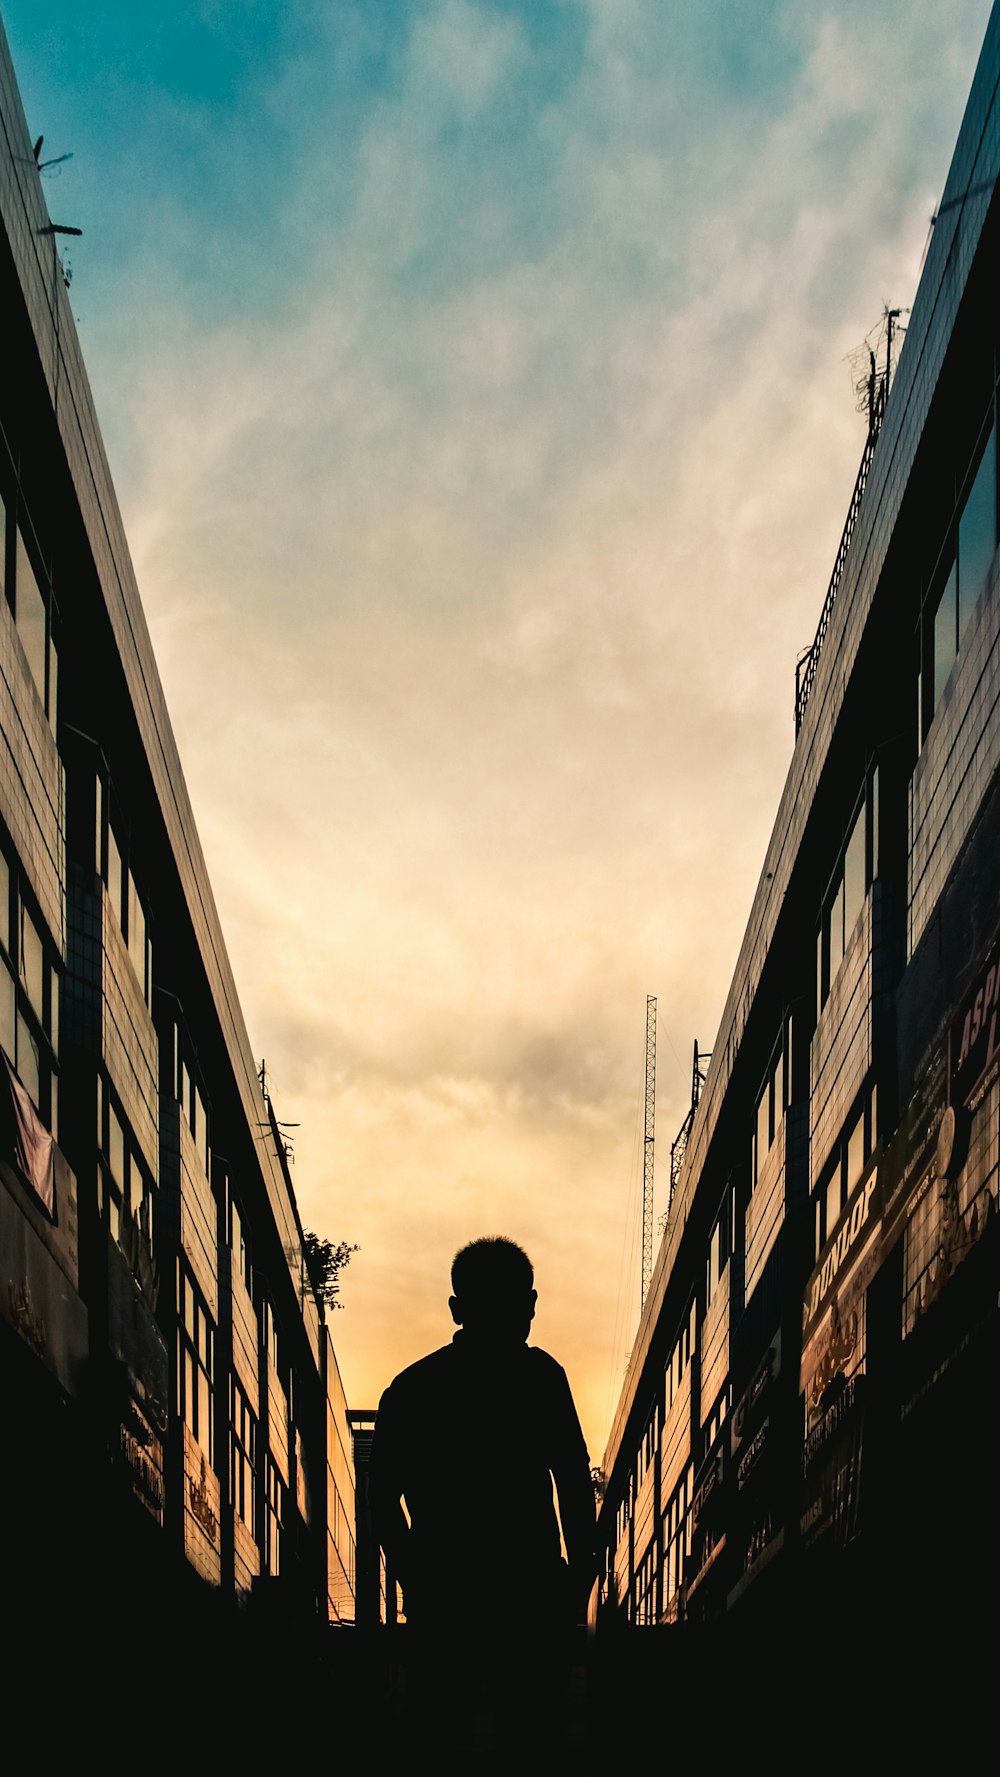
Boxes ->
[449,1237,537,1344]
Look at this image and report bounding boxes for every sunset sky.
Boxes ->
[3,0,992,1466]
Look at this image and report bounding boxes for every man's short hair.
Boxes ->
[451,1236,534,1299]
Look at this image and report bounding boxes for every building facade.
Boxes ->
[597,4,1000,1669]
[0,15,356,1656]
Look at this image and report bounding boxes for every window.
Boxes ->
[0,847,59,1130]
[666,1302,697,1408]
[106,820,122,927]
[661,1469,691,1623]
[637,1405,658,1484]
[817,771,879,1007]
[1,498,59,732]
[19,903,44,1021]
[159,1010,211,1178]
[920,415,998,734]
[634,1543,656,1626]
[705,1195,731,1310]
[178,1263,215,1464]
[262,1297,281,1379]
[704,1385,731,1449]
[94,775,103,879]
[752,1032,786,1184]
[231,1380,257,1531]
[191,1079,207,1169]
[230,1194,253,1293]
[127,870,148,993]
[97,1074,156,1256]
[265,1459,284,1576]
[14,528,46,700]
[98,787,153,1009]
[813,1087,877,1259]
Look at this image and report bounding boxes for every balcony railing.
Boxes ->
[794,373,887,734]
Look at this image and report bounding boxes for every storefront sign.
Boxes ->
[189,1452,219,1544]
[687,1530,726,1600]
[799,1405,864,1553]
[803,1158,881,1334]
[691,1443,723,1530]
[882,1045,947,1232]
[801,1371,863,1473]
[731,1330,780,1462]
[728,1516,784,1605]
[737,1417,769,1490]
[801,1162,882,1431]
[119,1404,165,1522]
[0,1172,88,1394]
[951,939,1000,1107]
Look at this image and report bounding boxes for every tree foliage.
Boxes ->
[303,1232,359,1311]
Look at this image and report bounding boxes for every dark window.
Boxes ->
[98,1074,156,1257]
[706,1196,730,1309]
[99,785,153,1010]
[265,1459,284,1577]
[1,495,58,732]
[812,1087,877,1260]
[158,1010,210,1178]
[231,1380,257,1531]
[818,772,878,1008]
[752,1028,786,1183]
[0,844,60,1130]
[230,1195,253,1293]
[14,527,46,695]
[958,424,997,632]
[178,1263,215,1464]
[106,821,123,931]
[921,415,997,731]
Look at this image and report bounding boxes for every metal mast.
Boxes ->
[641,995,656,1312]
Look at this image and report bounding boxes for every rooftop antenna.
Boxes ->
[848,305,909,436]
[33,134,73,174]
[257,1058,299,1163]
[640,996,656,1313]
[660,1040,711,1234]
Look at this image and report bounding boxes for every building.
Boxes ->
[0,12,356,1675]
[347,1406,394,1627]
[596,0,1000,1683]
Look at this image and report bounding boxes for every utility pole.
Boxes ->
[641,996,656,1313]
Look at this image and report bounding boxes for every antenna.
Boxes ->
[257,1058,299,1163]
[641,996,656,1313]
[33,135,74,173]
[661,1040,711,1234]
[847,305,909,434]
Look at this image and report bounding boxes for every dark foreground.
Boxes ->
[16,1592,983,1768]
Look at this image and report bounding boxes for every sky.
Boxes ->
[2,0,993,1466]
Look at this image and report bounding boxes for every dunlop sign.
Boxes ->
[803,1160,881,1333]
[951,940,1000,1107]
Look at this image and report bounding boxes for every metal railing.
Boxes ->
[794,374,888,734]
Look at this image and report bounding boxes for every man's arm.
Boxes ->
[366,1384,414,1596]
[549,1366,598,1619]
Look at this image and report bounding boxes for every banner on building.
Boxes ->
[0,1052,54,1213]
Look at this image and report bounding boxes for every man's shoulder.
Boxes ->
[525,1343,564,1371]
[524,1345,572,1389]
[379,1343,457,1407]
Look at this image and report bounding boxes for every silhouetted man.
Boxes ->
[368,1236,596,1746]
